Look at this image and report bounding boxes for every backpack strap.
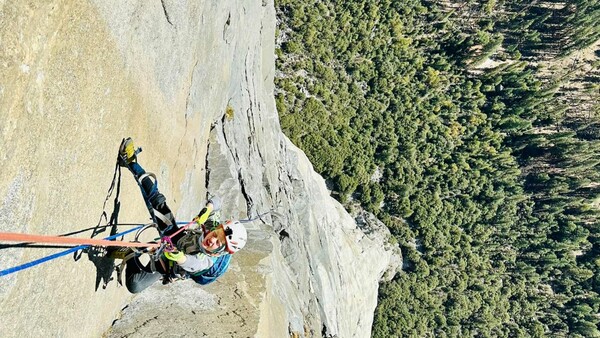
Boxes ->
[190,254,232,285]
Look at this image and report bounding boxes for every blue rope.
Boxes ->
[0,225,144,277]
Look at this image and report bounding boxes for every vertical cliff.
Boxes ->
[0,1,400,337]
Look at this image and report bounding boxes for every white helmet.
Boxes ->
[222,220,247,253]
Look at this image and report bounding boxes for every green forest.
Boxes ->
[274,0,600,337]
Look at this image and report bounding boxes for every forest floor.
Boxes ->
[542,39,600,118]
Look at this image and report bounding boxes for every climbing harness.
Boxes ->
[111,220,195,286]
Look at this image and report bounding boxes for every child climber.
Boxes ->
[117,137,247,293]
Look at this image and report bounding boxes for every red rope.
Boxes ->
[0,232,160,248]
[167,221,195,239]
[0,221,197,250]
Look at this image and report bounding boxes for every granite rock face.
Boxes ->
[0,1,401,337]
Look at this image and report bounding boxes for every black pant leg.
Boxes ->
[124,257,163,293]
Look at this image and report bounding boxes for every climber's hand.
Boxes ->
[194,203,214,226]
[164,250,186,264]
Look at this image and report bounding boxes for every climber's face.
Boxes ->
[202,227,226,255]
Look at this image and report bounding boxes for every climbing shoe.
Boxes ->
[118,137,140,166]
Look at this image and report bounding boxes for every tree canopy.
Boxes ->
[275,0,600,336]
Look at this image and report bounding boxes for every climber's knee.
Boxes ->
[149,191,166,209]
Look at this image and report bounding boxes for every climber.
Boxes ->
[117,137,247,293]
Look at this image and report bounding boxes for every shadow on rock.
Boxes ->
[87,245,118,291]
[73,162,124,291]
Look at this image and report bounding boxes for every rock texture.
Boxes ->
[0,1,400,337]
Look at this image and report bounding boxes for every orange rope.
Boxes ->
[0,232,160,248]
